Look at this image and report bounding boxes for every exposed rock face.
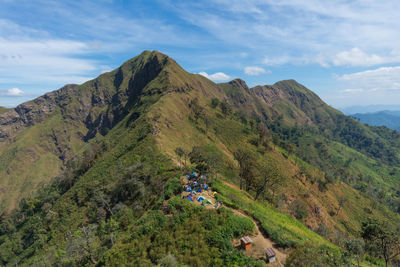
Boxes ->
[0,84,79,142]
[228,78,249,92]
[0,51,169,144]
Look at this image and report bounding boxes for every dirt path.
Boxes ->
[181,177,287,265]
[231,209,287,266]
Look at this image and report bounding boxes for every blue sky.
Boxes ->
[1,0,400,109]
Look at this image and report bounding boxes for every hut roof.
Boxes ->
[265,248,276,257]
[240,236,253,244]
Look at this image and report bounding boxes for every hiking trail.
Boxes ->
[180,176,287,265]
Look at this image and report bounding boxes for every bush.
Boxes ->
[206,213,254,250]
[289,200,308,221]
[285,245,346,266]
[211,98,220,108]
[164,176,181,200]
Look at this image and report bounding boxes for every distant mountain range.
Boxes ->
[341,104,400,114]
[351,110,400,131]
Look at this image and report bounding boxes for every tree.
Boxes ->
[233,149,255,190]
[289,200,308,221]
[344,238,364,267]
[65,225,99,265]
[211,98,220,108]
[361,219,400,267]
[207,153,222,183]
[188,98,205,121]
[336,196,348,216]
[174,147,185,168]
[203,115,212,135]
[252,161,283,200]
[189,146,210,174]
[220,101,232,118]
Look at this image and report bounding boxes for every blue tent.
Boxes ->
[197,196,205,202]
[188,195,194,201]
[186,186,192,192]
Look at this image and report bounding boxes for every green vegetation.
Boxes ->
[1,50,400,266]
[213,180,332,248]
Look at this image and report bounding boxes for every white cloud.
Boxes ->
[263,56,291,66]
[337,66,400,92]
[332,48,395,67]
[171,0,400,67]
[199,71,232,81]
[244,66,270,75]
[6,88,24,96]
[0,19,98,86]
[339,88,365,94]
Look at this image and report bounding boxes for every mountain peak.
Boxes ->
[228,78,249,91]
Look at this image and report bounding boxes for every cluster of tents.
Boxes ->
[184,172,213,206]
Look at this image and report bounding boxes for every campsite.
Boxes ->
[181,172,287,265]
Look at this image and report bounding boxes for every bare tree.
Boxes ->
[233,149,255,190]
[362,219,400,267]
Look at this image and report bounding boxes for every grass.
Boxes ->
[212,179,335,249]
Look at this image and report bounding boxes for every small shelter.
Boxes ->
[197,196,205,202]
[264,248,276,263]
[240,236,253,250]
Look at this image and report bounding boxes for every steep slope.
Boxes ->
[0,51,399,266]
[151,73,400,237]
[0,51,183,212]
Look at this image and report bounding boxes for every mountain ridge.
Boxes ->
[352,110,400,132]
[0,50,399,266]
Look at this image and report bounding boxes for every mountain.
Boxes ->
[352,110,400,131]
[341,104,400,114]
[0,51,399,266]
[341,105,398,115]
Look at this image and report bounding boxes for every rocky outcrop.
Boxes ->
[0,84,78,142]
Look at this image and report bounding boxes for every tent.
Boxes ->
[187,195,194,201]
[197,196,205,202]
[203,199,212,205]
[185,186,192,192]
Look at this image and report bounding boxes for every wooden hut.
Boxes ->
[265,248,276,263]
[240,236,253,250]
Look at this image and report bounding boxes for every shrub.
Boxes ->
[164,176,181,200]
[211,98,220,108]
[289,200,308,221]
[206,213,254,250]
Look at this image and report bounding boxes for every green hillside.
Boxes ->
[0,51,399,266]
